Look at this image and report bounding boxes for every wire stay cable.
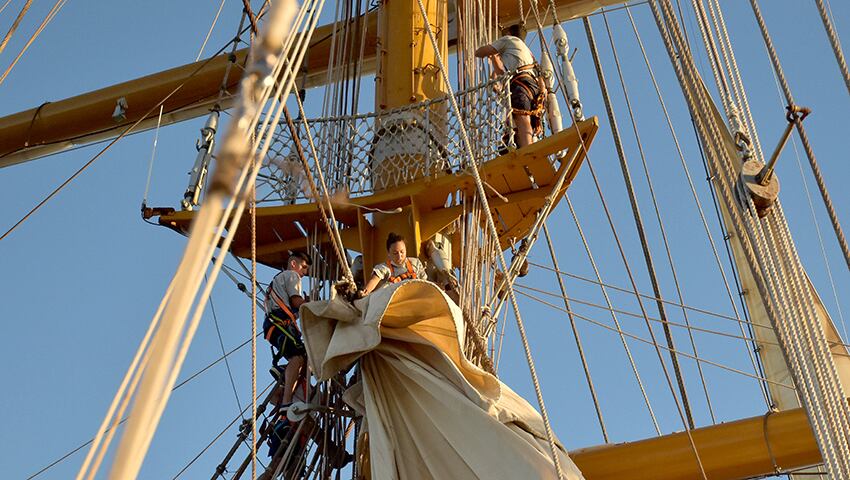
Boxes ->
[0,0,66,87]
[0,0,33,57]
[27,333,260,479]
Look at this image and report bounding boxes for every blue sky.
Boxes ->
[1,0,849,478]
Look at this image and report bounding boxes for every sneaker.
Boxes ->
[269,364,285,383]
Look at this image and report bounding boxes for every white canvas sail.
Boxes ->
[301,280,584,480]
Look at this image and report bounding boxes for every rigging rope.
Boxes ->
[514,288,796,390]
[0,0,32,57]
[621,4,770,407]
[195,0,228,61]
[29,326,260,480]
[650,0,850,473]
[600,7,715,424]
[561,196,661,433]
[527,260,826,338]
[142,106,164,208]
[814,0,850,98]
[789,134,848,341]
[510,282,846,353]
[0,0,66,87]
[584,14,702,443]
[206,277,245,415]
[520,10,705,472]
[522,2,665,435]
[542,224,609,442]
[171,381,276,479]
[748,0,850,271]
[78,2,318,477]
[0,26,253,242]
[250,172,258,479]
[283,100,353,282]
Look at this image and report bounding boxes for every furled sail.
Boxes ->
[301,280,584,480]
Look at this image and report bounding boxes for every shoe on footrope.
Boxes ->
[269,364,285,383]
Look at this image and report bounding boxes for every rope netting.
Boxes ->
[256,76,512,203]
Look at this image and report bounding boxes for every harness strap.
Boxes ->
[266,282,300,346]
[387,258,417,283]
[268,284,297,323]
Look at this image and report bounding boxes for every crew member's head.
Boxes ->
[286,251,312,277]
[386,232,407,266]
[501,23,527,40]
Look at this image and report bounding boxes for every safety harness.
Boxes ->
[510,63,546,136]
[266,282,299,335]
[386,259,417,283]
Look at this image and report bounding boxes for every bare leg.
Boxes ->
[513,113,533,147]
[282,355,305,404]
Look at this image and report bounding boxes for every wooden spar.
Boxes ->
[571,404,826,480]
[0,0,623,167]
[0,12,378,166]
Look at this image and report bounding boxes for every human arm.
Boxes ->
[289,294,306,310]
[362,274,381,296]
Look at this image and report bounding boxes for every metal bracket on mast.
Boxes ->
[182,109,220,211]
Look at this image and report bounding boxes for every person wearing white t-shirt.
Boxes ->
[361,232,427,296]
[475,24,547,148]
[264,251,311,408]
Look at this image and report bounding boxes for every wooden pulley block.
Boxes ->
[741,159,780,218]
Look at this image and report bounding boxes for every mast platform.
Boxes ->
[158,118,598,270]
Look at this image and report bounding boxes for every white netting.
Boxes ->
[256,77,513,204]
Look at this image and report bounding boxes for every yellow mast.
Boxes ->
[364,0,448,268]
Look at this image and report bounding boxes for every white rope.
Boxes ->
[0,0,33,57]
[142,106,164,207]
[77,3,320,478]
[250,171,258,480]
[814,0,850,97]
[789,135,847,340]
[747,0,850,271]
[580,16,706,473]
[650,0,850,473]
[0,0,14,16]
[286,77,355,281]
[0,0,66,87]
[514,288,796,390]
[622,5,770,406]
[561,196,661,434]
[542,224,609,441]
[600,8,716,423]
[196,0,228,61]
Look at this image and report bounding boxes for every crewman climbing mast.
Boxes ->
[264,251,311,408]
[475,23,548,148]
